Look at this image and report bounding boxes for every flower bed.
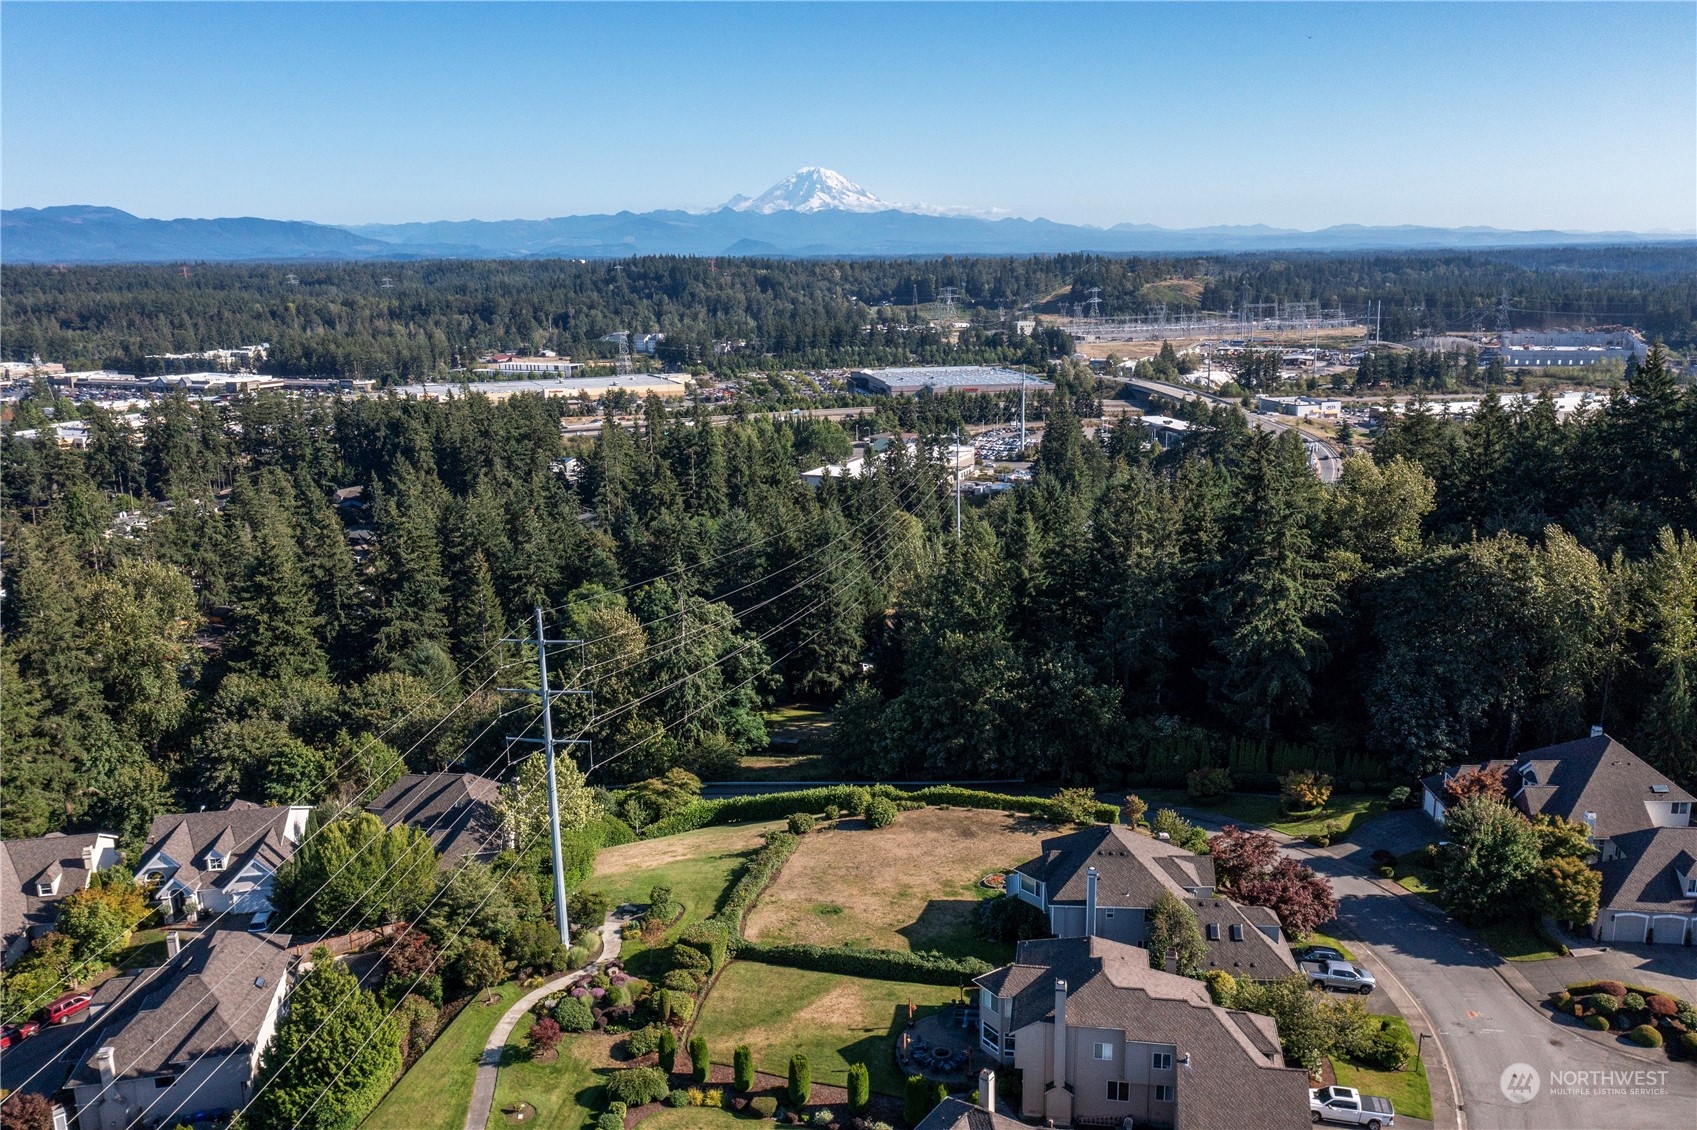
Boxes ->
[1551,981,1697,1059]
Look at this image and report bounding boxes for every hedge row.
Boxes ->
[732,939,993,985]
[643,783,1116,840]
[712,831,801,934]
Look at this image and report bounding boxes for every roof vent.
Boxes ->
[254,976,266,988]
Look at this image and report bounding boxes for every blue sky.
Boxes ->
[4,2,1692,231]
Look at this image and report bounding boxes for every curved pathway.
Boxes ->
[465,907,634,1130]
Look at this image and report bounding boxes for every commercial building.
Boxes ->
[1499,330,1648,369]
[1137,415,1191,447]
[850,366,1050,397]
[388,374,690,403]
[1255,395,1341,419]
[487,356,585,376]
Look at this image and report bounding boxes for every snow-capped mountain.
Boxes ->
[726,168,894,214]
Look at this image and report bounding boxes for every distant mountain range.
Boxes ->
[5,169,1691,263]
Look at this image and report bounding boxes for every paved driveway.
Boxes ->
[1172,805,1697,1129]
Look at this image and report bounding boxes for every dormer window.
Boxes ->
[1673,802,1690,817]
[205,855,225,873]
[35,882,54,897]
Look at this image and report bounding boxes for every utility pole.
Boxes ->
[502,608,590,947]
[1019,367,1027,453]
[954,426,963,537]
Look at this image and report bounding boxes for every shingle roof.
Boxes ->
[68,930,293,1086]
[1013,824,1215,907]
[1187,897,1299,976]
[137,807,303,893]
[1505,735,1691,840]
[1,832,117,944]
[1596,828,1697,915]
[366,772,502,867]
[912,1098,1025,1130]
[975,937,1310,1130]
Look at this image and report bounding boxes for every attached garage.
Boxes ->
[1649,915,1690,945]
[1603,912,1649,943]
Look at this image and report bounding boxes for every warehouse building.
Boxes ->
[850,366,1050,397]
[388,375,690,402]
[1499,330,1648,369]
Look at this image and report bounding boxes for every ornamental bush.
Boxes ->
[865,797,898,829]
[903,1075,932,1127]
[787,813,816,836]
[555,995,595,1033]
[606,1067,670,1106]
[1647,995,1678,1018]
[1624,992,1647,1013]
[658,1029,678,1072]
[667,1089,691,1108]
[1550,991,1572,1010]
[735,1044,755,1091]
[812,1110,834,1126]
[731,940,992,985]
[788,1053,812,1106]
[1187,767,1232,804]
[1203,970,1237,1007]
[1584,1015,1610,1030]
[1680,1032,1697,1056]
[846,1063,871,1113]
[663,969,704,993]
[751,1097,779,1119]
[1629,1025,1664,1048]
[1362,1025,1414,1071]
[690,1036,711,1084]
[1587,993,1621,1016]
[625,1026,666,1057]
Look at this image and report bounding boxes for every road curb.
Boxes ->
[1489,962,1679,1067]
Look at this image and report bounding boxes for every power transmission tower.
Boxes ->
[1086,287,1102,320]
[502,607,591,946]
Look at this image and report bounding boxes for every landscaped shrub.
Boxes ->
[1362,1024,1414,1071]
[704,1089,724,1109]
[668,1090,691,1108]
[658,1029,679,1072]
[555,995,596,1033]
[664,968,705,993]
[846,1063,871,1113]
[751,1096,779,1119]
[787,813,816,836]
[1681,1032,1697,1056]
[565,945,591,971]
[714,832,801,933]
[595,1101,627,1130]
[735,1044,755,1091]
[1203,970,1237,1006]
[1376,865,1395,879]
[1623,992,1647,1013]
[1550,991,1572,1010]
[1648,995,1678,1018]
[931,1083,949,1107]
[1281,769,1334,812]
[812,1110,834,1127]
[606,1066,671,1106]
[788,1053,812,1106]
[1187,767,1232,803]
[625,1026,666,1057]
[1589,980,1629,1000]
[1587,993,1621,1016]
[1585,1015,1610,1030]
[732,940,992,985]
[1630,1024,1664,1048]
[690,1036,711,1084]
[679,920,733,973]
[1387,786,1412,807]
[865,797,898,829]
[823,805,841,822]
[1121,794,1148,827]
[903,1075,932,1127]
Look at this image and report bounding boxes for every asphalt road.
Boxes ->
[1118,376,1344,483]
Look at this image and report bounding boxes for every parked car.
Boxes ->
[1299,958,1376,994]
[1311,1085,1395,1128]
[1294,945,1348,964]
[42,992,93,1025]
[0,1020,41,1048]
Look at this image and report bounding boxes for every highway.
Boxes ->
[1118,376,1344,483]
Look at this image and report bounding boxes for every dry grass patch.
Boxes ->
[744,806,1050,963]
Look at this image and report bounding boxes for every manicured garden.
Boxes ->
[744,807,1047,964]
[490,1017,604,1130]
[365,982,526,1130]
[690,961,962,1097]
[1330,1015,1432,1121]
[1550,980,1697,1058]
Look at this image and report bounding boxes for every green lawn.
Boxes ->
[115,928,170,970]
[1476,919,1562,962]
[1330,1017,1433,1122]
[490,1016,602,1130]
[635,1110,746,1130]
[1135,790,1387,841]
[364,983,524,1130]
[1296,931,1355,960]
[1393,864,1442,902]
[692,961,962,1097]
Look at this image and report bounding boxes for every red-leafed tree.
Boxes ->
[1443,766,1507,807]
[529,1016,563,1057]
[381,928,440,980]
[1209,825,1280,890]
[1233,858,1339,935]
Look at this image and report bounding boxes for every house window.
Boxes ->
[1154,1085,1174,1103]
[1104,909,1114,918]
[1092,1042,1114,1061]
[155,1074,177,1089]
[1152,1052,1172,1071]
[1205,923,1220,940]
[1106,1082,1129,1102]
[1004,1034,1016,1053]
[206,856,225,872]
[981,1023,1001,1053]
[1674,802,1691,817]
[35,882,53,897]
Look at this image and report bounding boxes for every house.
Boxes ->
[1420,734,1693,859]
[913,1089,1024,1130]
[68,929,293,1130]
[1592,828,1697,945]
[1,832,122,964]
[1009,824,1297,978]
[367,772,503,867]
[974,936,1311,1130]
[132,804,311,927]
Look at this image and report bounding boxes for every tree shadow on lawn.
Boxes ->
[897,900,1013,966]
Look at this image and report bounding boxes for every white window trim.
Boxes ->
[35,882,54,897]
[1092,1042,1113,1061]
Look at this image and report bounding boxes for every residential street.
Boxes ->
[1177,806,1697,1129]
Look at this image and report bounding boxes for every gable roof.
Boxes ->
[1506,735,1691,839]
[1,832,118,944]
[1596,827,1697,916]
[366,772,502,867]
[1186,897,1299,976]
[975,936,1310,1130]
[137,806,305,893]
[913,1098,1025,1130]
[68,930,293,1086]
[1014,824,1215,907]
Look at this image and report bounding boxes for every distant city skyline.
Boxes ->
[3,2,1693,232]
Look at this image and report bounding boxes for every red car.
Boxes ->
[1,1020,42,1048]
[41,993,92,1026]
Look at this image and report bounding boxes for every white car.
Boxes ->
[1310,1086,1395,1129]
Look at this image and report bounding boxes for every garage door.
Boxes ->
[1608,913,1649,943]
[1650,916,1689,945]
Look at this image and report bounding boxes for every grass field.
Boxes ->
[634,1110,745,1130]
[581,820,782,961]
[1296,931,1355,960]
[115,928,170,970]
[1476,918,1563,962]
[744,807,1048,963]
[1134,791,1387,840]
[692,962,962,1097]
[1330,1016,1433,1121]
[1393,864,1442,902]
[365,983,524,1130]
[489,1016,604,1130]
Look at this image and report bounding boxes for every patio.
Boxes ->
[895,1004,981,1084]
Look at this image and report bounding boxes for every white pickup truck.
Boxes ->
[1310,1086,1395,1129]
[1299,957,1376,994]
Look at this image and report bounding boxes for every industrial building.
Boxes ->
[1255,395,1341,419]
[1136,415,1191,447]
[388,374,690,402]
[485,355,585,376]
[1499,330,1648,369]
[849,366,1050,397]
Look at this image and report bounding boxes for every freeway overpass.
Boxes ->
[1117,376,1343,484]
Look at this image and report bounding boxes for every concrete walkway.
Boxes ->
[464,908,633,1130]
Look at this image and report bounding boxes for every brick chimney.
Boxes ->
[1085,867,1098,938]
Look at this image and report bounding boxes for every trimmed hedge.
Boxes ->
[678,920,732,974]
[642,784,1119,839]
[714,832,800,933]
[732,939,991,985]
[1584,1015,1610,1030]
[1629,1024,1664,1048]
